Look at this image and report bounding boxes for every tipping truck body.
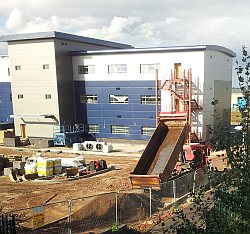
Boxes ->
[130,117,189,190]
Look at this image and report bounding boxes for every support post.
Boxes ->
[68,200,72,234]
[115,192,119,226]
[192,170,197,194]
[173,180,176,202]
[149,187,152,218]
[155,68,159,126]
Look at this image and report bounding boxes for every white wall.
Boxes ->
[203,50,233,138]
[8,39,59,138]
[72,50,205,137]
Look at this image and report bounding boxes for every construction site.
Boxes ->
[0,64,230,233]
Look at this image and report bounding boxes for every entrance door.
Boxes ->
[20,124,27,138]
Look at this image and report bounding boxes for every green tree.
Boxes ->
[161,46,250,233]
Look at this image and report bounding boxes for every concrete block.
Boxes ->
[4,167,13,176]
[3,137,21,147]
[29,138,54,148]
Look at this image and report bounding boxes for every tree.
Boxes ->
[161,46,250,233]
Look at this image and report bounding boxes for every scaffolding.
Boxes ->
[156,68,202,144]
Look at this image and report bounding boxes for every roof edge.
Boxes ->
[71,45,236,57]
[0,31,133,49]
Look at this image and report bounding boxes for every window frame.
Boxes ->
[109,95,128,104]
[108,64,127,73]
[78,65,95,74]
[43,64,49,69]
[17,94,23,99]
[87,124,100,133]
[111,125,129,134]
[141,95,160,105]
[45,94,52,99]
[15,65,21,70]
[140,63,160,73]
[141,126,156,136]
[80,94,98,104]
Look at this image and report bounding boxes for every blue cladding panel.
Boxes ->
[0,82,13,123]
[74,80,160,140]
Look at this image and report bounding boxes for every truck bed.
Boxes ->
[130,120,188,190]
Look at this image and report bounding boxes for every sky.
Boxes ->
[0,0,249,87]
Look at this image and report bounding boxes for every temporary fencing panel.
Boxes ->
[3,169,209,233]
[175,172,194,198]
[0,214,16,234]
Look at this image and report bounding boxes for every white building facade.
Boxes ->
[0,32,235,141]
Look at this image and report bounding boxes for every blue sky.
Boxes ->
[0,0,249,87]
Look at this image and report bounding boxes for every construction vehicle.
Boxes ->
[130,68,208,190]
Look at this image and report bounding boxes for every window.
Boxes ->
[141,95,161,104]
[109,95,128,104]
[18,94,23,99]
[108,64,127,73]
[111,125,129,134]
[140,63,160,73]
[141,126,155,136]
[43,64,49,69]
[45,94,52,99]
[80,95,98,104]
[78,65,95,74]
[15,65,21,70]
[88,124,99,133]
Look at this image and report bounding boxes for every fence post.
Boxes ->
[192,170,197,193]
[68,200,72,234]
[11,215,16,234]
[173,179,176,202]
[115,192,119,226]
[149,187,152,218]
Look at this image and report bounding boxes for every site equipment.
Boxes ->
[53,124,84,147]
[130,68,207,190]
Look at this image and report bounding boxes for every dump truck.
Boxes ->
[130,115,189,190]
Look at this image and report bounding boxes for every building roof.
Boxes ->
[0,31,133,49]
[71,45,236,57]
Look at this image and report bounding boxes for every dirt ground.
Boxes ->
[0,142,228,232]
[0,143,146,212]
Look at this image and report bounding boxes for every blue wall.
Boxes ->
[74,80,160,140]
[0,82,13,123]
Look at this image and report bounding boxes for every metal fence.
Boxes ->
[3,168,208,233]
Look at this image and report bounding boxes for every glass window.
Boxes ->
[43,64,49,69]
[140,64,160,73]
[88,124,99,133]
[109,95,128,104]
[45,94,52,99]
[108,64,127,73]
[141,126,155,136]
[78,65,95,74]
[15,65,21,70]
[80,95,98,104]
[141,95,161,104]
[18,94,23,99]
[111,125,129,134]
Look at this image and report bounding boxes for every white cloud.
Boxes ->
[6,8,26,31]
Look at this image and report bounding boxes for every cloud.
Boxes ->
[6,8,26,31]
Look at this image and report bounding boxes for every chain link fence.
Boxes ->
[3,168,208,233]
